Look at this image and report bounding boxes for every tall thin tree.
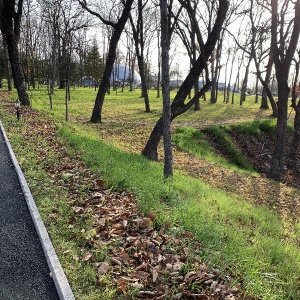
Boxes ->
[269,0,300,179]
[160,0,173,177]
[142,0,229,161]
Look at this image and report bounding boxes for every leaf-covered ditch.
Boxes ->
[173,120,300,189]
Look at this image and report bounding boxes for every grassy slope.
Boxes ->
[1,87,300,299]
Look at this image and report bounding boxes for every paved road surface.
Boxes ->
[0,123,67,300]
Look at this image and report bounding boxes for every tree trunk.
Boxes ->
[0,0,29,105]
[129,0,150,112]
[269,0,300,179]
[2,36,12,91]
[260,88,269,108]
[269,80,289,179]
[142,82,212,160]
[89,0,134,123]
[290,107,300,157]
[192,34,200,110]
[59,41,67,89]
[211,36,223,104]
[240,57,252,105]
[210,51,217,103]
[193,80,200,110]
[160,0,173,177]
[255,76,259,104]
[290,58,300,158]
[50,34,57,94]
[137,55,150,112]
[225,45,237,103]
[260,48,273,109]
[5,34,30,105]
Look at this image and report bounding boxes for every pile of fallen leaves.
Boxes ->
[3,105,257,299]
[70,190,247,299]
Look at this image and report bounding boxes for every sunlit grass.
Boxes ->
[2,87,300,299]
[29,86,271,125]
[173,126,256,174]
[59,125,300,299]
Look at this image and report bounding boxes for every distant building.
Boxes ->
[79,76,97,87]
[110,64,141,84]
[198,81,227,90]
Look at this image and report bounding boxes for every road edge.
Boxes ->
[0,121,75,300]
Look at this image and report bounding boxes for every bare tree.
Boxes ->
[142,0,229,161]
[78,0,135,123]
[240,55,252,105]
[290,49,300,158]
[269,0,300,179]
[129,0,155,113]
[2,36,12,91]
[39,0,89,93]
[0,0,30,105]
[59,1,90,89]
[227,0,278,115]
[39,0,62,94]
[160,0,173,177]
[174,1,201,110]
[248,0,277,115]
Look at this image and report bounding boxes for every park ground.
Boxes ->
[0,88,299,299]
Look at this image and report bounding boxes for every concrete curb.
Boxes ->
[0,121,75,300]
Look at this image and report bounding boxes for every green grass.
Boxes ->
[28,86,272,123]
[232,119,277,135]
[60,124,300,299]
[206,125,254,170]
[1,86,300,299]
[173,126,256,173]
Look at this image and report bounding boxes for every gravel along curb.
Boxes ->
[0,122,75,300]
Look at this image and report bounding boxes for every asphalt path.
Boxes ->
[0,125,62,300]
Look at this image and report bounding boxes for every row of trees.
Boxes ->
[0,0,300,180]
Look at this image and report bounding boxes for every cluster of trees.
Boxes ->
[0,1,106,94]
[0,0,300,180]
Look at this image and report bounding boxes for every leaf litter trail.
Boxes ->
[2,105,258,299]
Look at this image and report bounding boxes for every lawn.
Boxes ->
[1,86,299,300]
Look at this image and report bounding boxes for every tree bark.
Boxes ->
[240,56,252,105]
[260,48,273,110]
[290,56,300,158]
[160,0,173,177]
[129,0,151,112]
[0,0,30,105]
[269,79,289,179]
[290,107,300,157]
[269,0,300,179]
[2,36,12,91]
[5,34,29,105]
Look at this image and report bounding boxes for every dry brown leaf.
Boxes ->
[98,262,109,275]
[82,251,94,262]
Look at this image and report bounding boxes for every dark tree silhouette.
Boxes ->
[0,0,30,105]
[269,0,300,179]
[78,0,135,123]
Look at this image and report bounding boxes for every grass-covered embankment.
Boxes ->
[1,87,299,299]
